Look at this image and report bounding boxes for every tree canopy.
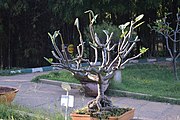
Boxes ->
[0,0,179,68]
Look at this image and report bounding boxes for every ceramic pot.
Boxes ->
[0,86,19,104]
[108,108,135,120]
[81,81,109,97]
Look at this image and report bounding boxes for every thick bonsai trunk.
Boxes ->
[88,83,113,112]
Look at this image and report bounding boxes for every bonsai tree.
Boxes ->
[148,11,180,81]
[45,10,148,118]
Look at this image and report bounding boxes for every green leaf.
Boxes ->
[140,47,149,54]
[120,30,128,38]
[135,14,144,22]
[44,57,53,64]
[89,41,98,48]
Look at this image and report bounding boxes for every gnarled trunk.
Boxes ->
[88,76,113,112]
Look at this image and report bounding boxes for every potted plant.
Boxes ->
[45,10,148,119]
[0,86,19,104]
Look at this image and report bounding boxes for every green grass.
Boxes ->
[33,63,180,99]
[32,70,80,84]
[0,104,65,120]
[109,63,180,99]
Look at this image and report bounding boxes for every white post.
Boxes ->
[65,91,69,120]
[114,70,122,83]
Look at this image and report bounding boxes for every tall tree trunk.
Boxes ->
[8,15,11,69]
[0,40,3,70]
[173,32,179,81]
[172,58,179,81]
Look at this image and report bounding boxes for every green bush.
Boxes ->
[84,21,121,44]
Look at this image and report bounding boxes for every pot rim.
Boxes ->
[0,86,19,95]
[70,108,135,117]
[70,113,91,117]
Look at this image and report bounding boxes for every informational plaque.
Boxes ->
[61,95,74,107]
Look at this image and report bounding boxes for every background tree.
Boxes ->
[0,0,179,69]
[149,11,180,80]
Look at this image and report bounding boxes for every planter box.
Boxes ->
[109,108,135,120]
[0,86,19,104]
[70,114,96,120]
[71,108,135,120]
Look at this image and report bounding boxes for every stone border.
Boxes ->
[0,66,54,75]
[39,79,180,105]
[39,79,82,89]
[129,57,180,63]
[107,89,180,105]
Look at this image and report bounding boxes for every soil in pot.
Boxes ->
[71,107,135,120]
[0,86,19,104]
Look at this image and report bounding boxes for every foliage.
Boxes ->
[0,0,179,68]
[148,11,180,80]
[0,104,65,120]
[140,47,149,54]
[74,106,131,119]
[32,70,80,84]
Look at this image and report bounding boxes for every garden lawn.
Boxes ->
[32,70,80,84]
[0,104,64,120]
[33,63,180,99]
[110,63,180,99]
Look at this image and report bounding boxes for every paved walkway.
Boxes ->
[0,72,180,120]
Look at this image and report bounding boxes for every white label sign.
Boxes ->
[32,68,43,73]
[61,95,74,107]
